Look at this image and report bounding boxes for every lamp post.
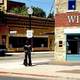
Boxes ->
[27,7,33,45]
[27,7,33,30]
[24,7,33,66]
[27,7,33,44]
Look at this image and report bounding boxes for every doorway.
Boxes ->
[66,34,80,61]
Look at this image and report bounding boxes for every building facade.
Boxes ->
[0,0,54,52]
[7,1,25,12]
[55,0,80,62]
[0,0,7,12]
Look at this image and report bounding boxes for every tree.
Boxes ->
[9,6,46,17]
[47,12,54,19]
[9,6,28,16]
[32,7,46,17]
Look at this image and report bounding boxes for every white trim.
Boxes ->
[66,10,78,12]
[64,28,80,34]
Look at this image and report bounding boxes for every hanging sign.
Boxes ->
[0,0,4,4]
[26,30,33,38]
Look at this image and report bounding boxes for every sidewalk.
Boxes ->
[0,52,80,80]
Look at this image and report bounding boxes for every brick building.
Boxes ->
[0,0,54,52]
[7,1,25,12]
[55,0,80,62]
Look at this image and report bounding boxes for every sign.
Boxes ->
[67,15,80,23]
[55,12,80,27]
[0,0,3,4]
[10,31,17,36]
[10,31,17,34]
[26,30,33,38]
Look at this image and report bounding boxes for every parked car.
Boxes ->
[0,45,6,56]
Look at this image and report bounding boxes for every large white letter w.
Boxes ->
[67,16,76,23]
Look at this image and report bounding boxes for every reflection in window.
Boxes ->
[68,0,76,10]
[33,37,48,48]
[9,37,27,48]
[9,37,48,48]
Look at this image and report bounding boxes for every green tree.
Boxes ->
[9,6,46,17]
[32,7,46,17]
[47,12,54,19]
[9,6,28,16]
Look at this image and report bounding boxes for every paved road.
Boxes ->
[0,75,80,80]
[0,76,46,80]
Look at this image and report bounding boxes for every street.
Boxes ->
[0,76,46,80]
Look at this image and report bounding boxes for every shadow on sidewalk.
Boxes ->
[0,54,13,57]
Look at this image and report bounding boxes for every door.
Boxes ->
[66,34,80,61]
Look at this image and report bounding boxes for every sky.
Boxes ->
[12,0,54,16]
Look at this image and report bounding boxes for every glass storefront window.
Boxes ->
[9,37,27,48]
[33,37,48,48]
[9,37,48,48]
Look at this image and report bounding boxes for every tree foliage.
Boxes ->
[9,6,46,17]
[9,6,28,16]
[32,7,46,17]
[47,12,54,19]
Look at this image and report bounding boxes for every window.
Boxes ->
[68,0,76,10]
[9,37,48,48]
[9,37,27,48]
[59,41,63,47]
[33,37,48,48]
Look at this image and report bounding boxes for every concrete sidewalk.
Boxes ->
[0,58,80,80]
[0,52,80,80]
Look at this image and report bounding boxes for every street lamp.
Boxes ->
[27,7,33,30]
[24,7,33,66]
[27,7,33,45]
[26,7,33,38]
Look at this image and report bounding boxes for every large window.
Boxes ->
[9,37,48,48]
[67,34,80,54]
[33,37,48,48]
[9,37,27,48]
[68,0,76,10]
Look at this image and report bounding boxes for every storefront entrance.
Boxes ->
[66,34,80,61]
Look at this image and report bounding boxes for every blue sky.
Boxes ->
[12,0,54,16]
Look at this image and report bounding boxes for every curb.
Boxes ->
[0,71,57,78]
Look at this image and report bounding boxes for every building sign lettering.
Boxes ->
[68,16,80,23]
[55,12,80,27]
